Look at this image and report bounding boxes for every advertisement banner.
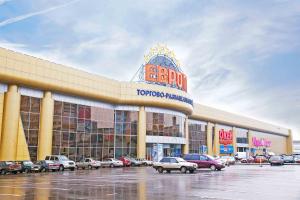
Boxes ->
[157,144,163,162]
[220,145,234,154]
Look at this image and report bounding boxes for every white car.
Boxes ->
[76,158,101,169]
[153,157,197,173]
[136,158,153,166]
[100,158,124,168]
[45,155,75,171]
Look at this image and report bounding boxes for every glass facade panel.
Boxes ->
[188,121,207,154]
[20,95,41,161]
[146,112,184,137]
[52,100,138,160]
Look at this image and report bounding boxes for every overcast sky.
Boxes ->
[0,0,299,139]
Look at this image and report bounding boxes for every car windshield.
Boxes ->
[271,156,281,160]
[176,158,186,162]
[285,156,293,159]
[5,161,13,165]
[24,161,33,165]
[59,156,69,161]
[206,155,215,160]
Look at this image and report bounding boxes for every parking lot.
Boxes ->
[0,165,300,200]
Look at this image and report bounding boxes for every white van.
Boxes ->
[235,152,247,160]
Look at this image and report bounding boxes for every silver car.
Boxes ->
[153,157,197,173]
[100,158,124,168]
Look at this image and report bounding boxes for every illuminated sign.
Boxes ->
[219,129,233,145]
[252,137,271,148]
[137,89,193,105]
[220,145,234,154]
[138,44,188,92]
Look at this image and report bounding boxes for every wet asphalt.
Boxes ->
[0,165,300,200]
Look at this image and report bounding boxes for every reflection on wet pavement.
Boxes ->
[0,165,300,199]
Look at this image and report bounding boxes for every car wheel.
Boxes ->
[59,165,64,171]
[52,169,56,172]
[82,167,85,170]
[166,170,171,173]
[95,167,99,169]
[110,164,114,168]
[180,167,187,173]
[158,167,164,173]
[210,165,216,171]
[12,171,17,174]
[189,169,195,173]
[70,168,75,171]
[0,170,5,175]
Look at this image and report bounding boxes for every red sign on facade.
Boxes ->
[219,129,233,145]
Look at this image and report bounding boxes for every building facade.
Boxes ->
[0,46,294,162]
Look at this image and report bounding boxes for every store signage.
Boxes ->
[220,145,234,154]
[138,44,188,92]
[219,129,233,145]
[145,64,187,92]
[252,137,271,147]
[137,89,193,106]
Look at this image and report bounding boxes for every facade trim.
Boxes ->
[146,136,186,144]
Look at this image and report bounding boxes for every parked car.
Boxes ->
[294,155,300,163]
[218,156,235,166]
[0,161,22,174]
[76,158,101,169]
[153,157,197,173]
[119,157,131,167]
[282,155,295,163]
[126,157,142,166]
[254,155,268,163]
[36,160,60,172]
[241,156,255,163]
[45,155,75,171]
[19,160,41,173]
[183,154,225,171]
[136,158,153,166]
[20,160,34,173]
[269,155,284,166]
[100,158,124,168]
[234,152,247,161]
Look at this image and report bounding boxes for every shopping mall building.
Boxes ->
[0,46,293,162]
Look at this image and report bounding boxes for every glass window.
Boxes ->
[52,100,137,160]
[146,112,185,138]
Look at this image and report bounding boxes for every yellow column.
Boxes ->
[286,130,293,155]
[232,127,237,155]
[0,93,4,144]
[213,125,220,156]
[37,91,54,161]
[183,118,189,154]
[206,122,213,156]
[137,106,146,158]
[248,130,253,155]
[0,85,21,161]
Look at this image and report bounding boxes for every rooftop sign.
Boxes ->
[138,44,188,92]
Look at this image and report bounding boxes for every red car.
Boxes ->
[119,157,131,167]
[254,156,268,163]
[0,161,22,174]
[241,156,254,163]
[184,154,225,171]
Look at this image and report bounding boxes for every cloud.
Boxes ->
[1,0,300,138]
[0,0,12,6]
[0,0,79,27]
